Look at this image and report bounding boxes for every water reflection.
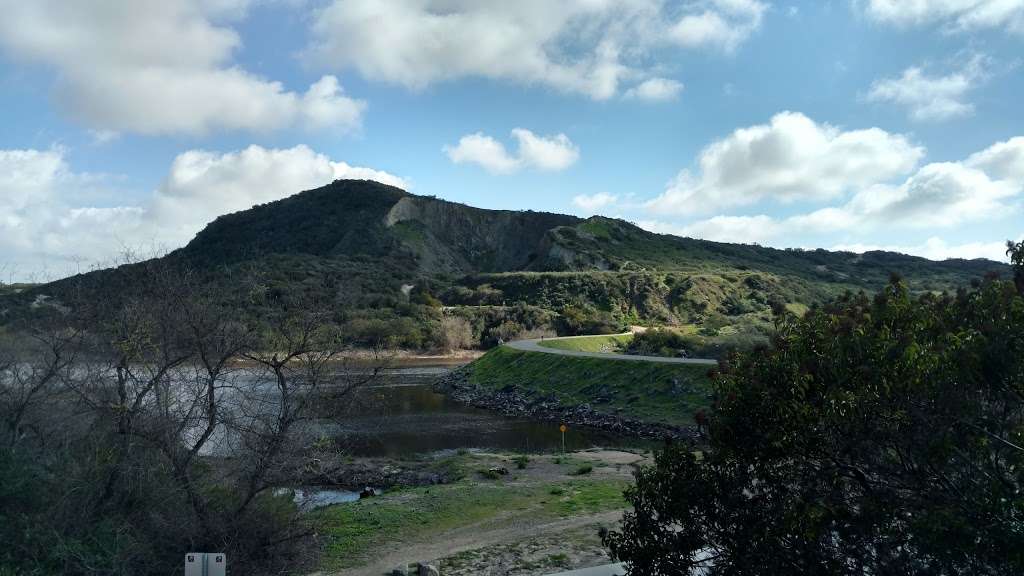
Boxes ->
[287,487,377,509]
[318,367,652,457]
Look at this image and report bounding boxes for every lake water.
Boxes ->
[317,366,651,457]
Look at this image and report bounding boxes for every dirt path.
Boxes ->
[508,335,717,365]
[339,509,625,576]
[317,450,647,576]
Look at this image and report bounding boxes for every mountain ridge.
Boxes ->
[169,179,1005,279]
[2,179,1011,349]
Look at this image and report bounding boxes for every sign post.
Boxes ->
[185,553,226,576]
[559,423,567,454]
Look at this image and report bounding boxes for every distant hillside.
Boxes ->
[2,179,1011,351]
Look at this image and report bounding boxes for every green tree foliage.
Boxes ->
[604,272,1024,574]
[1009,240,1024,293]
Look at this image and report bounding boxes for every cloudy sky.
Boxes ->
[1,0,1023,281]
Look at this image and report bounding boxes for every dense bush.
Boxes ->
[626,328,691,357]
[557,305,625,336]
[604,263,1024,574]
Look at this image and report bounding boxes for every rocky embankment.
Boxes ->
[434,368,699,442]
[300,458,451,490]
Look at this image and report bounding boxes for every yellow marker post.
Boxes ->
[559,423,567,453]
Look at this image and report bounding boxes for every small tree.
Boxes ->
[604,271,1024,574]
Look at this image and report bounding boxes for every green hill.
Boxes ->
[1,179,1010,350]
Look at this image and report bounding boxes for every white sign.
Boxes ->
[185,552,226,576]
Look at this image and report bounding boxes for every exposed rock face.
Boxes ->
[385,194,579,274]
[532,226,613,271]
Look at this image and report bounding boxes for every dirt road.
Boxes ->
[342,509,624,576]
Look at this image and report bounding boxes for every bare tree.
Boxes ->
[1,256,391,574]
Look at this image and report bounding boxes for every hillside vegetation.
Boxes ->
[1,180,1008,352]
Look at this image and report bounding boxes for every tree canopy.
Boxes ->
[604,260,1024,575]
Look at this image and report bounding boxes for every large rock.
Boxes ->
[417,562,440,576]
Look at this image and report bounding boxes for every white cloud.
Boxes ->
[442,134,520,175]
[0,149,65,212]
[783,137,1024,232]
[966,136,1024,183]
[298,75,367,131]
[572,192,619,214]
[0,148,148,276]
[152,145,409,241]
[639,215,784,244]
[841,162,1018,229]
[444,129,579,174]
[863,0,1024,34]
[512,129,580,171]
[668,0,768,52]
[637,132,1023,254]
[307,0,764,100]
[834,237,1018,262]
[866,56,989,121]
[89,130,120,145]
[645,111,925,214]
[624,77,685,101]
[0,0,365,135]
[661,159,1019,243]
[0,145,407,279]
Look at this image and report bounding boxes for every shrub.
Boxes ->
[477,468,502,480]
[626,328,690,357]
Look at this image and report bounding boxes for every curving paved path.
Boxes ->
[506,334,718,366]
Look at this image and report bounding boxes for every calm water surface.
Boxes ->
[319,366,651,457]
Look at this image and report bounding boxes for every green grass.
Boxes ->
[542,479,629,516]
[467,346,713,426]
[317,482,535,569]
[785,302,810,316]
[315,475,630,570]
[537,333,633,353]
[570,464,594,476]
[576,218,615,239]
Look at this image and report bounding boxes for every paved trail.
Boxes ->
[506,334,717,366]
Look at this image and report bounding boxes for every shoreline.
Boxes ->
[228,348,482,369]
[433,367,699,442]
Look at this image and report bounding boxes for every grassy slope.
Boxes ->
[537,334,633,353]
[467,346,713,426]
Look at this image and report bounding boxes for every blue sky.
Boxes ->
[1,0,1023,281]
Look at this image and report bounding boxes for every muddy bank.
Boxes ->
[434,368,698,442]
